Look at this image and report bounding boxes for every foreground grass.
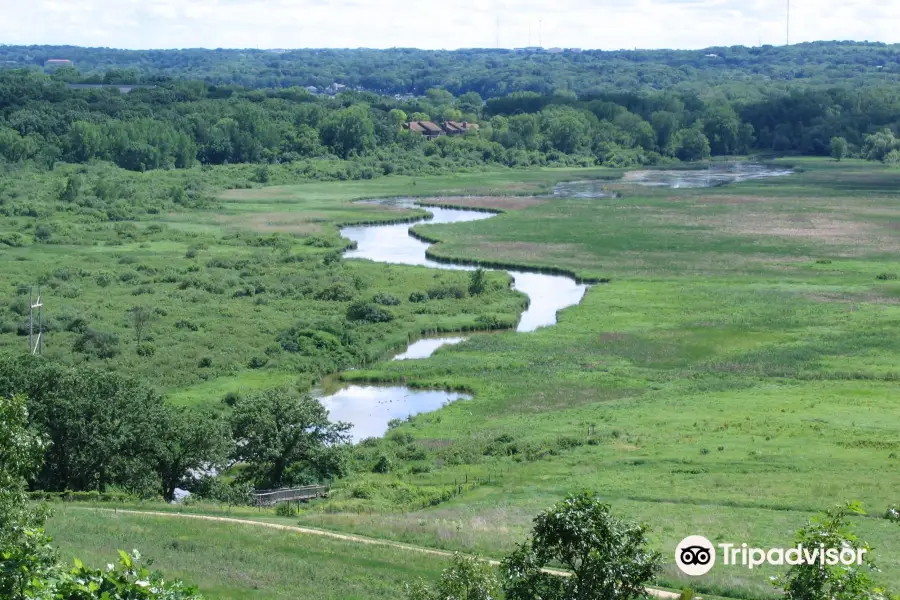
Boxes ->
[47,506,447,600]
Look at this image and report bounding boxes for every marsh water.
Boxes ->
[318,164,792,440]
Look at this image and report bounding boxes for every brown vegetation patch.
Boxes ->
[472,241,594,263]
[214,212,324,235]
[425,196,545,210]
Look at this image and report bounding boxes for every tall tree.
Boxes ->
[774,502,877,600]
[230,387,350,489]
[501,491,662,600]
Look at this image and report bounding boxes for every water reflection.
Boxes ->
[320,385,470,442]
[623,164,793,189]
[341,200,587,333]
[393,336,468,360]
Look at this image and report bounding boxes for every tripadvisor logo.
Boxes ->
[675,535,869,576]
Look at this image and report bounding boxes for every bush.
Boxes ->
[222,391,240,407]
[373,454,392,473]
[468,268,487,295]
[198,357,213,368]
[315,283,356,301]
[248,356,269,369]
[95,271,114,287]
[372,292,401,306]
[136,343,156,357]
[876,273,898,281]
[409,291,428,303]
[346,301,393,323]
[275,502,297,517]
[175,319,199,331]
[73,329,120,359]
[427,286,466,300]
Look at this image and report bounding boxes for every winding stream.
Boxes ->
[318,165,792,441]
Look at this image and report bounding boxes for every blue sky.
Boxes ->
[2,0,898,50]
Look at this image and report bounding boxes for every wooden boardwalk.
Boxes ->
[252,485,328,506]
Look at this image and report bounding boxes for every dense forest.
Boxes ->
[3,42,900,96]
[2,66,900,178]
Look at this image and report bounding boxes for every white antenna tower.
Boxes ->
[496,15,500,48]
[539,20,542,47]
[23,286,43,355]
[786,0,790,45]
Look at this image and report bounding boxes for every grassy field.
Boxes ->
[1,165,611,400]
[46,506,448,600]
[304,158,900,597]
[31,158,900,598]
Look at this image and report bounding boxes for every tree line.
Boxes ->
[2,70,900,176]
[0,354,349,502]
[4,42,900,97]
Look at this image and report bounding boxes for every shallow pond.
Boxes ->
[319,385,470,443]
[622,163,793,189]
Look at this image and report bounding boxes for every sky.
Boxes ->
[1,0,899,51]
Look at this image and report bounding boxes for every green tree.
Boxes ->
[60,173,81,203]
[155,407,231,502]
[129,305,153,345]
[0,356,168,495]
[0,394,55,599]
[320,105,376,159]
[501,491,662,600]
[406,553,500,600]
[774,502,877,600]
[469,268,487,295]
[230,387,351,489]
[389,108,408,126]
[831,136,849,161]
[672,128,711,162]
[862,129,900,162]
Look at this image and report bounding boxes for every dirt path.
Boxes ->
[82,508,682,599]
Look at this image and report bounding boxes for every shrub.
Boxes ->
[876,273,898,281]
[198,357,213,368]
[222,391,240,407]
[427,286,466,300]
[409,291,428,303]
[73,329,120,359]
[275,502,297,517]
[136,343,156,357]
[315,283,356,301]
[95,271,113,287]
[372,292,401,306]
[248,356,269,369]
[175,319,199,331]
[346,301,393,323]
[468,267,487,295]
[373,455,392,473]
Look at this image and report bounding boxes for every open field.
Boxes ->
[46,506,448,600]
[316,158,900,597]
[23,159,900,598]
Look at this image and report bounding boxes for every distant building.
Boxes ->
[405,121,444,140]
[66,83,156,94]
[546,47,564,54]
[324,83,347,95]
[304,85,320,94]
[705,53,720,58]
[44,58,73,69]
[566,48,583,53]
[442,121,479,135]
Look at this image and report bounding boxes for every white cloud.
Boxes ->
[0,0,898,50]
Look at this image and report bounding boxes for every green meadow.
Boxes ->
[35,159,900,598]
